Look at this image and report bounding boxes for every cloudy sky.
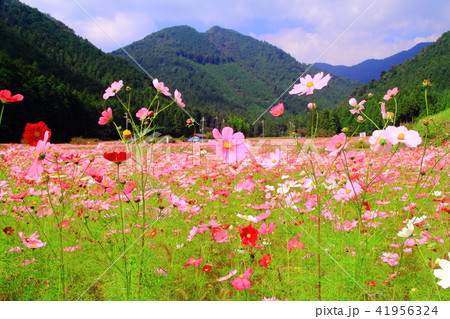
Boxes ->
[19,0,450,66]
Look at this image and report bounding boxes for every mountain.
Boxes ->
[0,0,155,142]
[110,25,360,132]
[333,31,449,134]
[315,42,432,83]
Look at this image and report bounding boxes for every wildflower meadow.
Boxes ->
[0,74,449,303]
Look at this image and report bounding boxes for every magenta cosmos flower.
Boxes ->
[185,257,203,267]
[103,80,123,100]
[289,72,331,96]
[232,269,253,290]
[174,89,185,107]
[269,103,284,117]
[98,107,113,125]
[212,126,249,164]
[152,78,171,96]
[384,126,422,148]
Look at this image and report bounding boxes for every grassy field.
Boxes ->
[0,134,448,301]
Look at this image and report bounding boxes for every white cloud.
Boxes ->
[19,0,450,64]
[75,12,156,51]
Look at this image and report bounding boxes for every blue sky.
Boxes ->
[19,0,450,66]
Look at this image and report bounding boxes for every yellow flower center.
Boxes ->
[246,234,251,238]
[346,189,352,194]
[398,133,405,140]
[266,228,270,232]
[335,142,342,149]
[272,159,277,163]
[306,82,314,87]
[223,141,232,149]
[34,132,40,137]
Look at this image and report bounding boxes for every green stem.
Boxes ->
[117,164,130,299]
[0,103,5,128]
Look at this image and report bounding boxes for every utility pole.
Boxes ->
[124,113,129,130]
[262,119,265,138]
[201,116,205,136]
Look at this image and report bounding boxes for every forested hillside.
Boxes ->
[331,31,449,135]
[111,25,360,136]
[0,0,158,142]
[1,0,447,141]
[315,42,432,83]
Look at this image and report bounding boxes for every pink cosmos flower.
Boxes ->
[369,130,393,154]
[185,257,203,267]
[289,72,331,96]
[380,102,387,119]
[103,80,123,99]
[261,148,282,169]
[325,133,346,156]
[232,269,253,290]
[343,220,358,231]
[152,78,171,96]
[217,269,237,282]
[18,231,47,249]
[21,258,36,267]
[98,107,113,125]
[349,98,366,114]
[174,89,185,107]
[262,296,279,301]
[26,130,51,180]
[384,126,422,148]
[136,108,152,120]
[333,180,362,202]
[258,222,276,235]
[212,126,248,164]
[380,252,399,267]
[269,103,284,117]
[214,229,230,243]
[284,238,305,252]
[383,87,399,101]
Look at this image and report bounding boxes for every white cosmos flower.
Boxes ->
[397,222,414,238]
[408,215,428,225]
[434,253,450,289]
[236,213,258,223]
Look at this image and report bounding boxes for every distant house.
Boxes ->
[187,133,207,142]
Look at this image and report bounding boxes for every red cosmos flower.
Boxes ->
[0,89,24,103]
[3,227,15,236]
[22,121,52,147]
[202,265,212,272]
[148,228,157,238]
[240,224,259,245]
[103,151,131,164]
[365,281,377,287]
[259,254,272,268]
